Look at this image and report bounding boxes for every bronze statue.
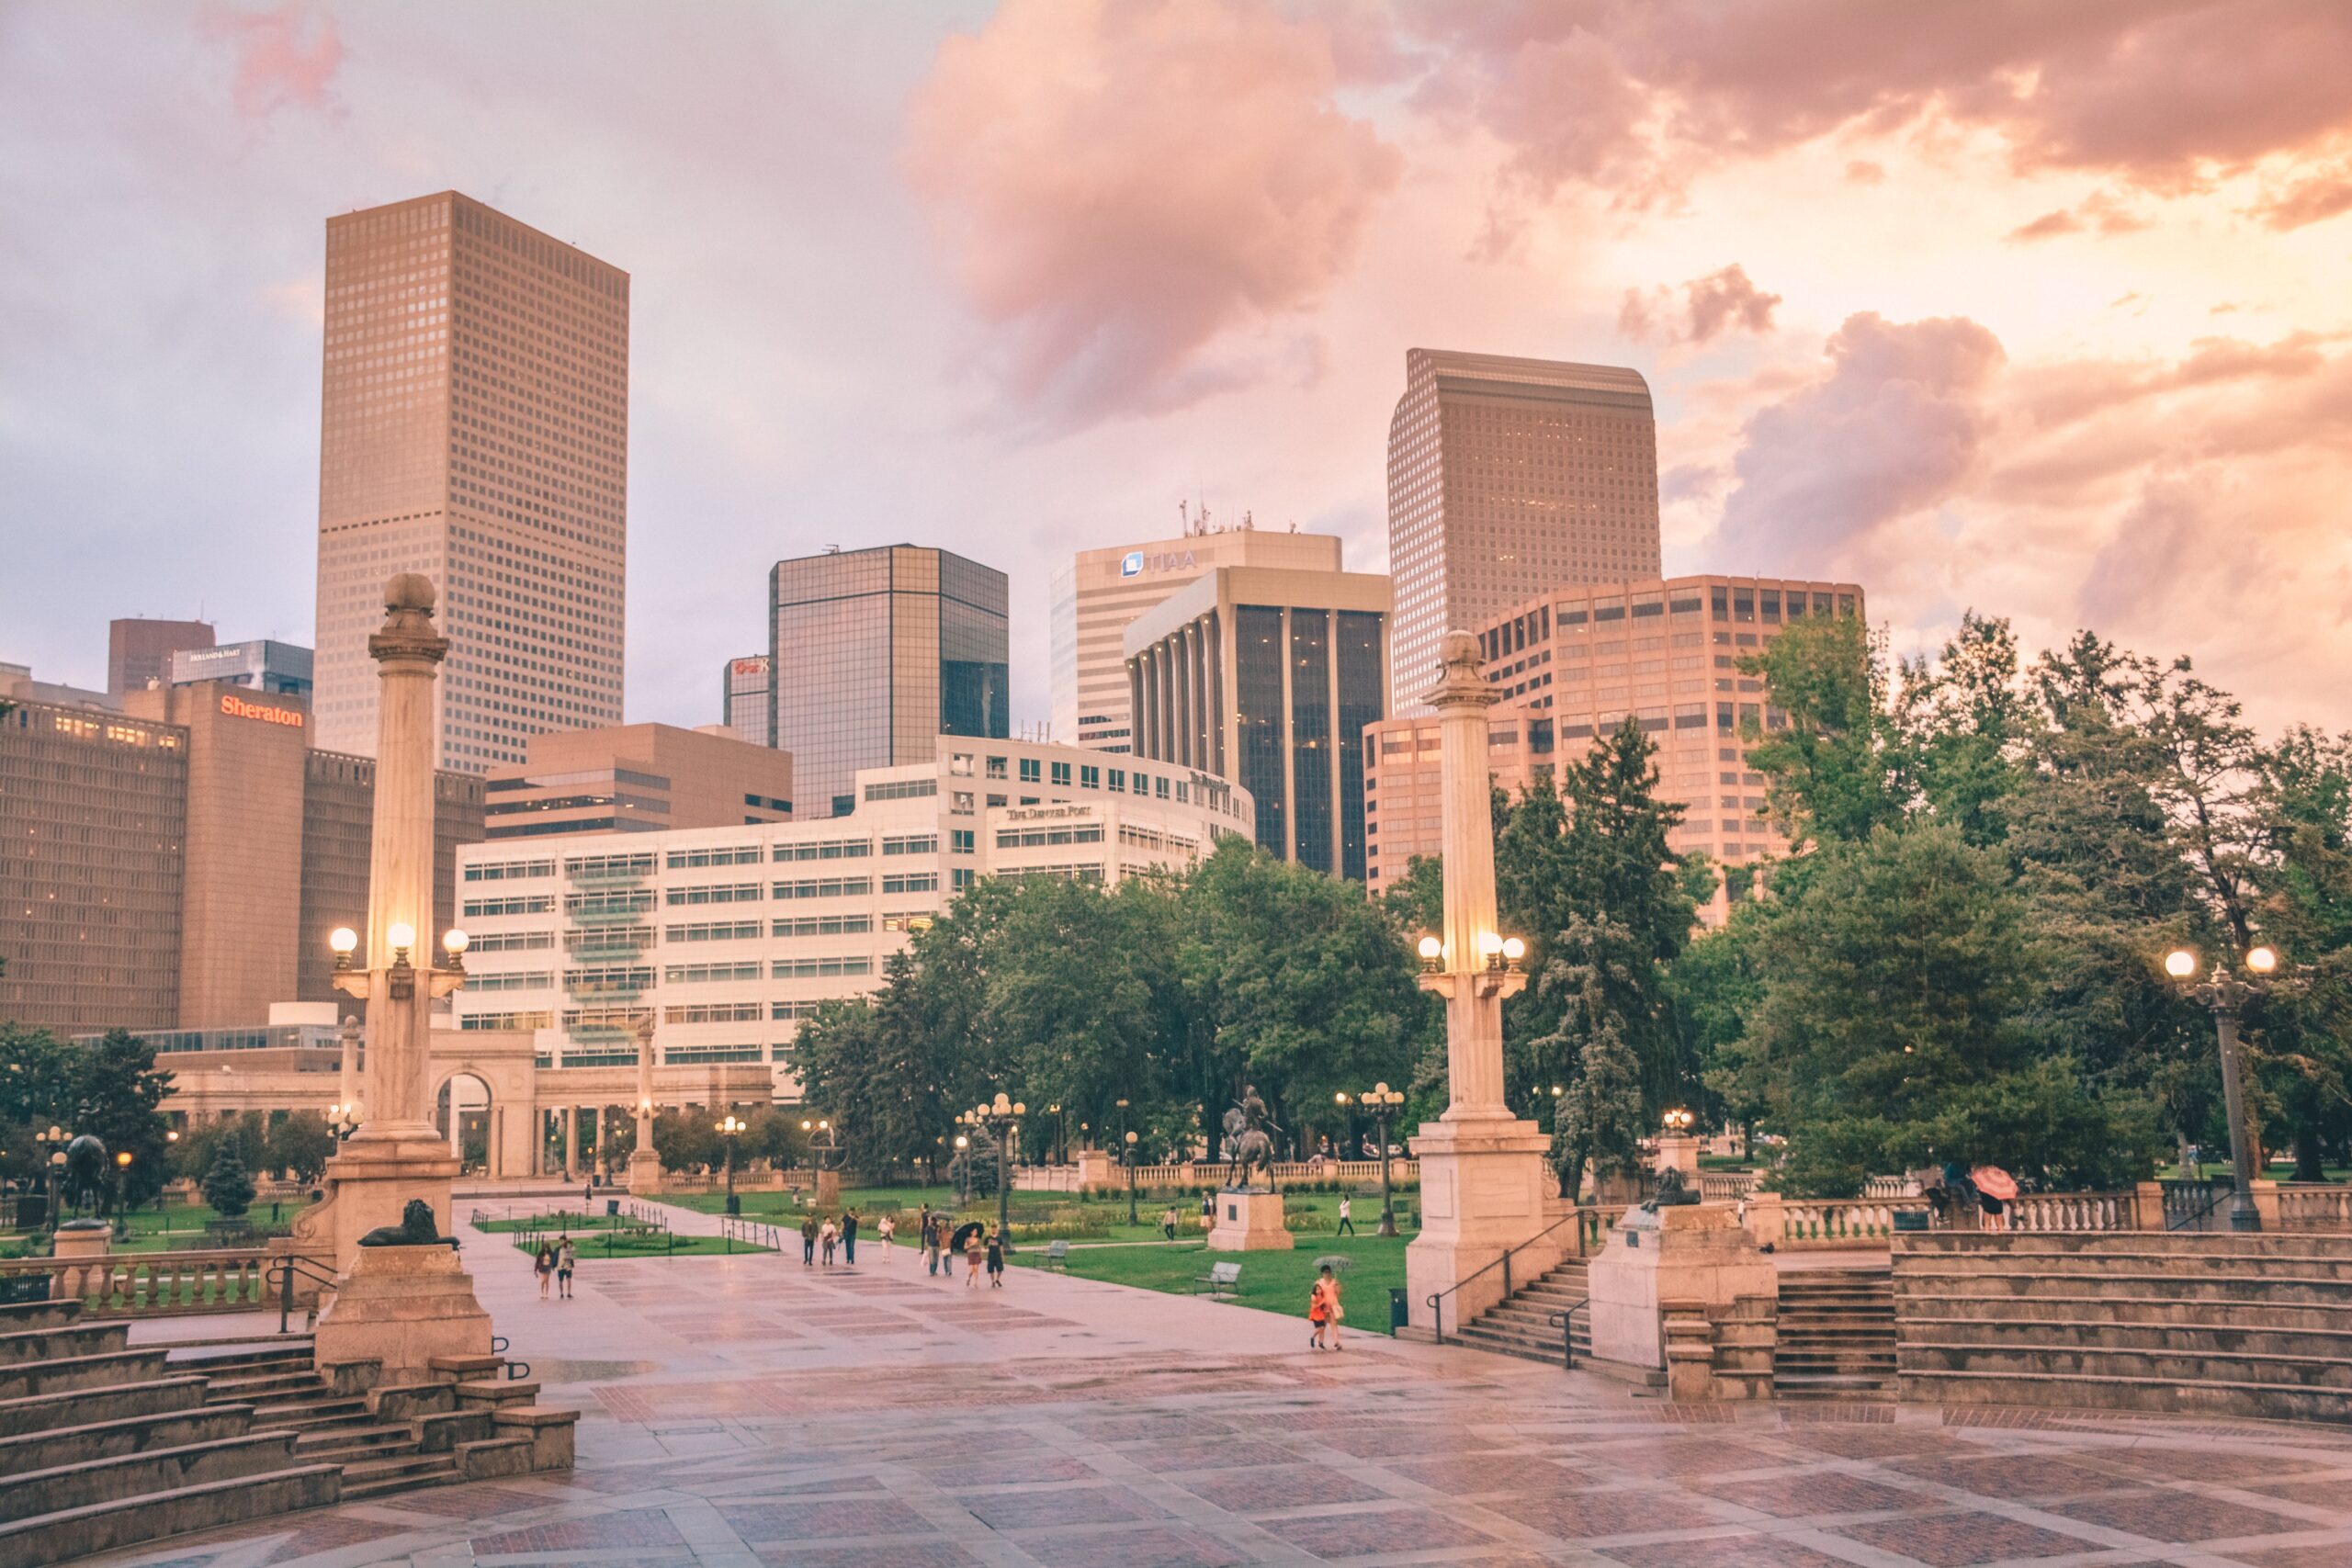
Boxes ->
[1220,1085,1280,1191]
[1644,1167,1701,1211]
[357,1198,457,1248]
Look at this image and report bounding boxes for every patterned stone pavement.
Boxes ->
[86,1207,2352,1568]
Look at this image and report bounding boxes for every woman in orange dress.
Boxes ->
[1308,1264,1342,1349]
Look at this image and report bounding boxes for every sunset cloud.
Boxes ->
[199,0,342,122]
[904,0,1400,424]
[1619,264,1781,346]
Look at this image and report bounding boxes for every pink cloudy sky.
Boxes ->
[5,1,2349,737]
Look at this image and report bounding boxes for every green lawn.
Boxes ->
[660,1185,1418,1246]
[1008,1231,1411,1333]
[102,1201,301,1254]
[486,1213,771,1259]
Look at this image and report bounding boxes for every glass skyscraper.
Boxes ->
[768,546,1009,817]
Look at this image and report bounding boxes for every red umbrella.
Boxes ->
[1970,1165,2018,1201]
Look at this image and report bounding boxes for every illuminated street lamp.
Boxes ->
[1357,1083,1407,1235]
[962,1094,1026,1245]
[715,1113,748,1215]
[2166,942,2298,1231]
[1124,1130,1140,1225]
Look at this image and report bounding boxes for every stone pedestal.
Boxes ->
[292,1136,465,1276]
[1075,1148,1112,1192]
[1206,1189,1293,1251]
[312,1242,492,1382]
[626,1148,663,1196]
[813,1168,842,1209]
[1405,1115,1556,1332]
[1587,1202,1774,1371]
[1655,1134,1700,1181]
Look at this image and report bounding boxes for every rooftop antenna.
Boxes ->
[1177,499,1190,536]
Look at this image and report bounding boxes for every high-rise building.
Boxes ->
[1386,349,1659,709]
[168,639,313,697]
[482,722,793,840]
[311,192,629,772]
[1050,525,1343,751]
[1124,567,1390,880]
[1362,574,1863,913]
[722,654,771,747]
[108,617,214,697]
[768,546,1008,818]
[0,686,482,1034]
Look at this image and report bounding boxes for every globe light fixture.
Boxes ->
[2164,948,2199,978]
[1477,931,1503,957]
[329,927,359,970]
[1500,936,1526,964]
[387,922,416,964]
[1417,934,1442,973]
[2247,944,2278,974]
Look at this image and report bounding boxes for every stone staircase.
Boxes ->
[1894,1231,2352,1424]
[1453,1258,1593,1367]
[0,1298,573,1566]
[1774,1268,1894,1400]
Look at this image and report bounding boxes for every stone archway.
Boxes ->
[436,1072,495,1176]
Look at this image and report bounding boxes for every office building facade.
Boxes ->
[0,689,482,1034]
[1386,349,1660,709]
[454,738,1250,1099]
[108,617,215,697]
[1363,574,1862,908]
[482,722,794,840]
[768,546,1008,818]
[169,639,314,697]
[1050,527,1343,751]
[312,192,628,772]
[722,654,771,747]
[1124,568,1390,880]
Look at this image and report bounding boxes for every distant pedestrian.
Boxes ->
[986,1229,1005,1288]
[923,1217,944,1277]
[877,1214,896,1259]
[842,1208,859,1266]
[820,1218,839,1266]
[1160,1205,1179,1241]
[557,1236,576,1299]
[965,1226,986,1288]
[1201,1191,1215,1228]
[1307,1263,1343,1350]
[800,1214,818,1267]
[534,1243,554,1299]
[1335,1196,1355,1236]
[583,1182,594,1210]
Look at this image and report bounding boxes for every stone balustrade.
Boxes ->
[1699,1170,1757,1202]
[0,1247,331,1318]
[2278,1184,2352,1230]
[1016,1158,1419,1194]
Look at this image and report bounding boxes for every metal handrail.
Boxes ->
[1423,1207,1587,1345]
[1546,1296,1589,1370]
[272,1253,340,1335]
[2167,1177,2235,1232]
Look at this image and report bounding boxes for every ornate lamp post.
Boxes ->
[2166,942,2297,1232]
[961,1094,1026,1244]
[1124,1131,1140,1225]
[953,1134,971,1204]
[1356,1083,1407,1235]
[34,1126,65,1232]
[1048,1103,1065,1166]
[715,1114,747,1215]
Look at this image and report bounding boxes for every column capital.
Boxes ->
[1419,629,1499,714]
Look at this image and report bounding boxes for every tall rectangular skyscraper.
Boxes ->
[769,546,1008,817]
[722,654,772,747]
[1050,525,1343,752]
[312,191,628,770]
[1385,349,1658,709]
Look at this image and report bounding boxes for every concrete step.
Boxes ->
[1897,1247,2352,1277]
[0,1302,82,1333]
[339,1451,459,1501]
[1458,1315,1592,1352]
[1902,1340,2352,1390]
[1899,1366,2352,1426]
[247,1395,372,1431]
[1899,1293,2352,1332]
[0,1404,255,1478]
[1899,1231,2352,1258]
[0,1464,340,1568]
[1777,1373,1894,1401]
[165,1340,314,1378]
[0,1377,208,1440]
[1454,1325,1582,1368]
[200,1370,325,1404]
[0,1323,130,1367]
[294,1423,416,1463]
[0,1349,170,1403]
[0,1432,299,1526]
[1894,1270,2352,1306]
[1899,1317,2352,1358]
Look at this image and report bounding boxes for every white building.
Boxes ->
[1050,526,1343,751]
[452,738,1251,1100]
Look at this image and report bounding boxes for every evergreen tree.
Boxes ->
[200,1137,255,1220]
[1541,915,1655,1194]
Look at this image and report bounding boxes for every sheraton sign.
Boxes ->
[220,692,304,728]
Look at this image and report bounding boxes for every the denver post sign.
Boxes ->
[220,692,304,728]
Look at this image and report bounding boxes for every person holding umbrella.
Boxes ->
[1971,1164,2018,1231]
[950,1219,984,1280]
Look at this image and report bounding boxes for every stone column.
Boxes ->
[1404,630,1556,1336]
[627,1014,663,1194]
[563,1107,579,1181]
[301,573,492,1381]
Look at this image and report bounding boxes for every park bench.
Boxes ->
[1194,1260,1240,1299]
[1312,1255,1353,1276]
[1043,1239,1070,1269]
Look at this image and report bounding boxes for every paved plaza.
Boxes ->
[95,1200,2352,1568]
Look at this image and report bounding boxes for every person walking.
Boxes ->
[963,1224,986,1288]
[985,1228,1006,1289]
[842,1208,859,1266]
[556,1235,577,1300]
[1200,1191,1215,1230]
[1335,1195,1355,1236]
[876,1213,896,1260]
[1160,1205,1179,1241]
[923,1216,943,1278]
[534,1243,554,1300]
[800,1214,818,1268]
[820,1216,839,1267]
[1307,1263,1343,1350]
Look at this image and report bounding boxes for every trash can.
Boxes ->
[605,1199,620,1218]
[725,1193,741,1216]
[1389,1287,1408,1333]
